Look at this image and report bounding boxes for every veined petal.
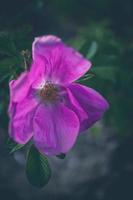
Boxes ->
[33,103,80,156]
[65,83,109,132]
[9,93,38,144]
[32,35,61,60]
[31,35,91,86]
[9,71,31,103]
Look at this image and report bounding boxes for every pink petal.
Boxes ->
[33,103,80,156]
[31,35,91,86]
[9,71,31,103]
[65,83,109,132]
[9,94,38,144]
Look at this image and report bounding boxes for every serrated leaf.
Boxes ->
[6,137,24,154]
[26,145,51,188]
[56,153,66,159]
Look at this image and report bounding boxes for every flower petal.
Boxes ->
[31,35,91,86]
[33,103,80,156]
[65,83,109,132]
[9,71,31,103]
[9,93,38,144]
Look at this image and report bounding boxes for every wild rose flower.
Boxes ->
[8,35,109,156]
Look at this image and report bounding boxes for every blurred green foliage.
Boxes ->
[0,0,132,140]
[26,145,51,188]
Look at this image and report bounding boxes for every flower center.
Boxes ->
[39,82,58,102]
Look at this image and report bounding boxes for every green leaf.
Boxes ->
[91,66,116,82]
[10,144,25,154]
[0,57,22,75]
[26,145,51,188]
[56,153,66,159]
[79,39,91,56]
[79,40,98,59]
[6,137,24,154]
[0,56,24,81]
[77,73,94,83]
[86,41,98,59]
[0,32,17,56]
[0,72,11,83]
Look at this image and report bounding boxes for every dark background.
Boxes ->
[0,0,133,199]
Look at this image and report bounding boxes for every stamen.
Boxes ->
[39,81,58,102]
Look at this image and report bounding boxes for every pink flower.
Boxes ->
[8,35,109,156]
